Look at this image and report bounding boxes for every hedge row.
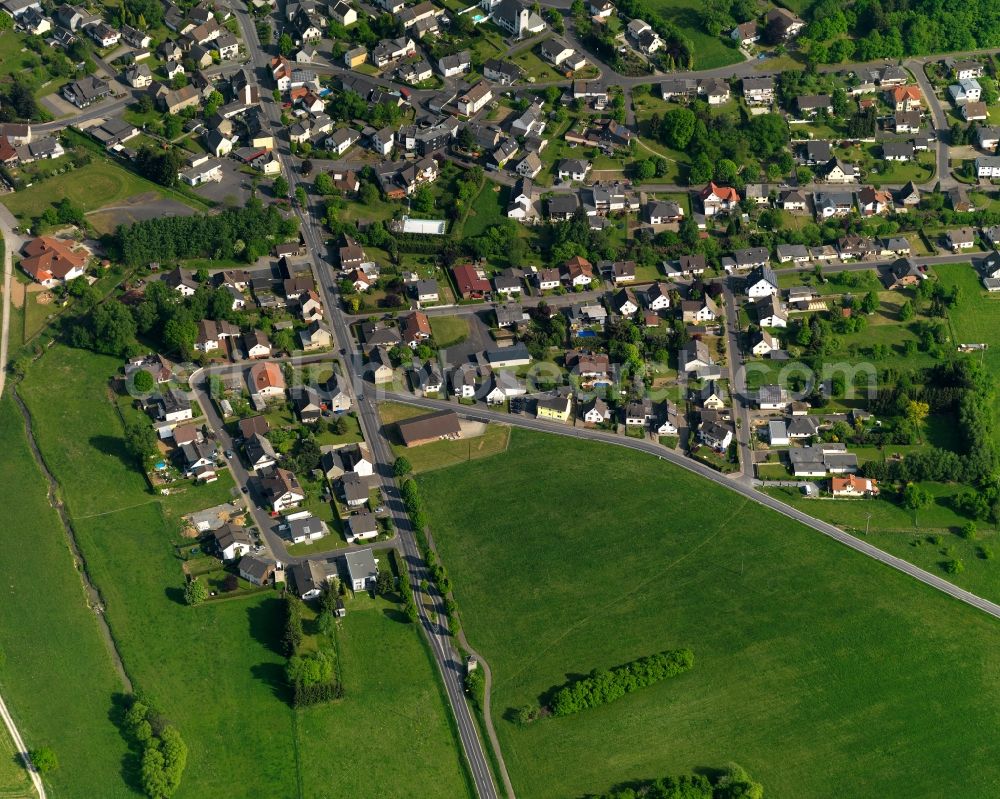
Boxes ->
[550,648,694,717]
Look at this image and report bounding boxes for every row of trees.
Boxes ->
[282,594,343,706]
[595,763,764,799]
[547,648,694,717]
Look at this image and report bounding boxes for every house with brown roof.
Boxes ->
[19,237,89,286]
[396,409,462,446]
[243,329,272,359]
[248,361,286,398]
[562,255,594,287]
[399,310,432,348]
[261,467,304,512]
[238,415,270,439]
[452,263,491,299]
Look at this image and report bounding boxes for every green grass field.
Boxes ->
[16,345,470,798]
[937,262,1000,439]
[0,395,134,799]
[296,593,473,799]
[430,315,470,348]
[1,161,165,222]
[0,724,31,799]
[463,183,508,238]
[646,0,744,70]
[420,429,1000,799]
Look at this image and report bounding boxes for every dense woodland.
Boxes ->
[113,200,299,267]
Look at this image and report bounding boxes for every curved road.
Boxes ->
[382,390,1000,620]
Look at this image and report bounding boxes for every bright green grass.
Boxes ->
[19,345,469,797]
[395,424,511,474]
[764,481,973,534]
[295,593,473,799]
[937,262,1000,439]
[430,314,470,348]
[1,161,165,222]
[0,721,31,799]
[73,503,302,799]
[645,1,744,70]
[462,182,508,238]
[420,429,1000,799]
[20,346,233,518]
[0,395,133,799]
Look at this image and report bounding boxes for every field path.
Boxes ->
[0,204,15,400]
[0,692,46,799]
[0,210,39,798]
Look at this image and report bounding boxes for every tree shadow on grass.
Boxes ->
[246,595,286,656]
[164,586,187,605]
[108,692,144,795]
[88,434,137,471]
[537,672,587,709]
[381,606,409,624]
[251,662,293,703]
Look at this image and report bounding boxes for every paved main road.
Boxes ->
[228,4,508,796]
[382,390,1000,621]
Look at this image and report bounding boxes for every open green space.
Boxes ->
[16,344,469,797]
[1,161,167,223]
[295,593,473,799]
[463,182,508,238]
[643,2,743,70]
[937,262,1000,437]
[430,314,470,347]
[397,423,511,474]
[420,428,1000,799]
[0,395,133,799]
[0,722,31,799]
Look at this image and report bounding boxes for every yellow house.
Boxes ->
[344,46,367,68]
[536,394,572,422]
[250,132,274,150]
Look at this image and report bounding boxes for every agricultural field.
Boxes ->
[295,593,474,799]
[0,395,133,799]
[0,723,31,799]
[420,429,1000,799]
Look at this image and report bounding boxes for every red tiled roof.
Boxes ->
[20,237,88,283]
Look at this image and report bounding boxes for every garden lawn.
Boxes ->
[430,314,470,348]
[420,429,1000,799]
[294,593,473,799]
[937,262,1000,438]
[643,1,743,70]
[462,182,508,238]
[1,161,167,223]
[0,395,134,799]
